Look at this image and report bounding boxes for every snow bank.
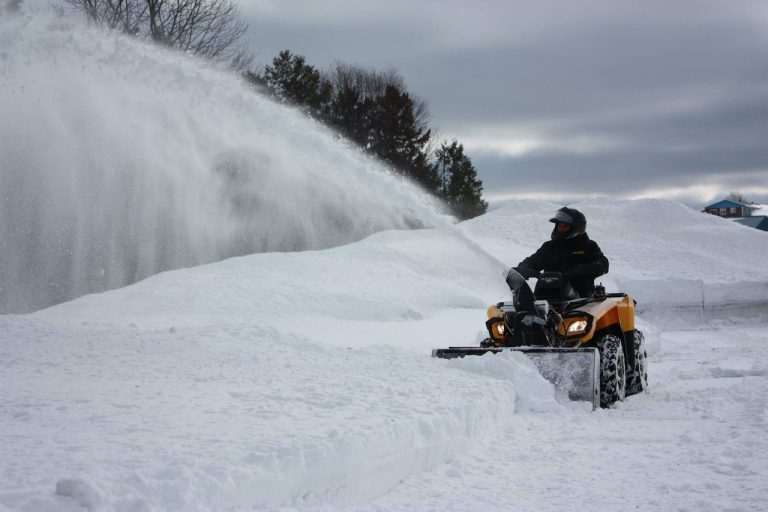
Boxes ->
[448,351,562,413]
[35,229,508,330]
[0,316,551,511]
[2,227,563,511]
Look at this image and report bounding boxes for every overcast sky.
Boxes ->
[241,0,768,207]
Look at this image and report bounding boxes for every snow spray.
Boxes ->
[0,11,447,313]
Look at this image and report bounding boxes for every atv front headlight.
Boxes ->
[490,320,505,340]
[485,318,506,341]
[566,319,589,334]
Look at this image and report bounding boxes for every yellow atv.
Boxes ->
[433,270,648,409]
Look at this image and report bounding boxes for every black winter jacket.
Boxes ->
[514,234,609,297]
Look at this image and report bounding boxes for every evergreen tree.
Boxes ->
[367,85,438,192]
[324,63,438,191]
[261,50,332,118]
[251,53,487,211]
[435,141,488,219]
[326,85,373,148]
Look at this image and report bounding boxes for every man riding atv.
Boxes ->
[510,207,608,298]
[433,207,647,409]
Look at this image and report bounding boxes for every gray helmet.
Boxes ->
[550,207,586,240]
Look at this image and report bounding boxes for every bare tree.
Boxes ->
[327,63,403,100]
[59,0,252,66]
[144,0,247,61]
[59,0,146,33]
[727,191,748,203]
[325,63,431,135]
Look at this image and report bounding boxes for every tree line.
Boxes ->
[247,51,487,219]
[45,0,487,219]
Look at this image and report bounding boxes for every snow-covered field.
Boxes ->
[2,200,767,512]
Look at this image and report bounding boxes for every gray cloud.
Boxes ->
[241,0,768,206]
[475,148,768,193]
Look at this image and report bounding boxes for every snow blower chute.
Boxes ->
[432,270,648,409]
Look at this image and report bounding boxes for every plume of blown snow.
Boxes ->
[0,10,449,313]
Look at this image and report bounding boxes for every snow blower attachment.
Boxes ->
[432,270,647,409]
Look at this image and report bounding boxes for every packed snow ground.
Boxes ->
[2,199,767,511]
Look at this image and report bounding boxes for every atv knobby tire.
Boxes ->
[597,333,626,408]
[626,330,648,396]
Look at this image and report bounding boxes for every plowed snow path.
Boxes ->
[299,322,768,512]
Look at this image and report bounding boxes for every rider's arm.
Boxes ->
[514,244,548,279]
[564,241,609,278]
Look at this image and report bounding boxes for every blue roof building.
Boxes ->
[702,199,758,218]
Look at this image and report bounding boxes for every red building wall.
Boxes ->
[705,206,744,218]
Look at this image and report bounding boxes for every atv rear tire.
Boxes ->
[626,330,648,396]
[597,334,626,408]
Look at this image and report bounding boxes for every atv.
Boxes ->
[433,269,648,409]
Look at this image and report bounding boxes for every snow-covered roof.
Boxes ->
[734,216,768,230]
